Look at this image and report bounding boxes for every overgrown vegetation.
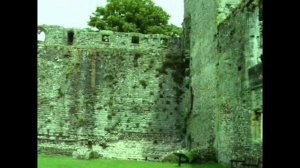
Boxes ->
[156,52,189,85]
[155,51,189,107]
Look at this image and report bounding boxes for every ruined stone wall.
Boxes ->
[38,0,262,163]
[215,0,262,163]
[184,0,262,165]
[38,26,188,160]
[183,0,219,154]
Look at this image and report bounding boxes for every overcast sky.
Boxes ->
[38,0,184,28]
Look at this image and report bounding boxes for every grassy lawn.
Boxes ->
[38,155,226,168]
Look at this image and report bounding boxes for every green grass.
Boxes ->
[38,155,226,168]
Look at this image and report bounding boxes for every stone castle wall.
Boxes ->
[184,0,262,165]
[38,25,189,160]
[38,0,262,165]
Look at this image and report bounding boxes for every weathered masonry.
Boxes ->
[183,0,262,165]
[38,25,189,160]
[38,0,262,165]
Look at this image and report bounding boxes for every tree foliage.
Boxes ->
[88,0,182,36]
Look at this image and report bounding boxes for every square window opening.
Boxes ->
[132,36,139,44]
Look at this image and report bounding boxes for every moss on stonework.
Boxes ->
[156,52,188,85]
[133,52,142,67]
[77,116,87,127]
[139,80,148,89]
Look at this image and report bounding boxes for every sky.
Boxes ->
[38,0,184,28]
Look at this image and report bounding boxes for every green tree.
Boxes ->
[88,0,182,36]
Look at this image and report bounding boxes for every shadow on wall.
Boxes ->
[141,49,186,161]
